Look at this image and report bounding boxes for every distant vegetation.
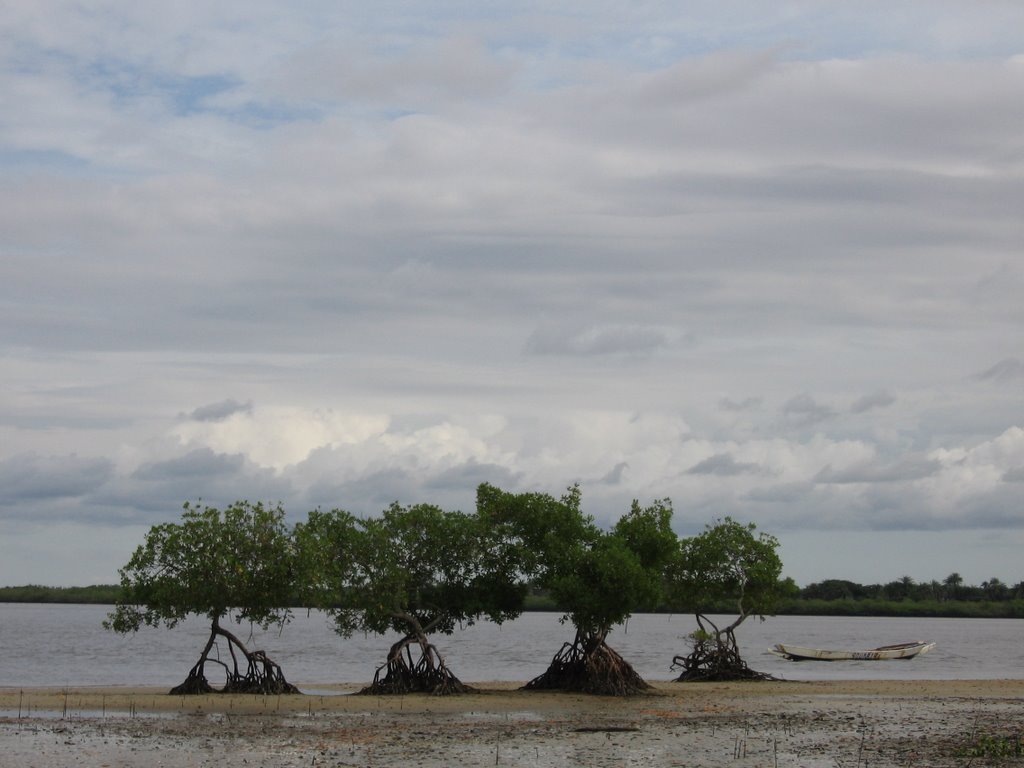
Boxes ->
[0,584,121,604]
[4,572,1024,619]
[777,574,1024,619]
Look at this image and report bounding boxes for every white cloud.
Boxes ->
[172,407,391,470]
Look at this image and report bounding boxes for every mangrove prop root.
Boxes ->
[672,638,774,682]
[169,626,300,696]
[524,635,651,696]
[222,650,301,695]
[357,635,473,696]
[169,665,215,696]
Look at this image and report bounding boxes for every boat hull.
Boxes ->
[770,641,936,662]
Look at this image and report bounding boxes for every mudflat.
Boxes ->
[2,680,1022,767]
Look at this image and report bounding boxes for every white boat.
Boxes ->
[770,640,936,662]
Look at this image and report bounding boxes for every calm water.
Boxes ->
[1,603,1021,688]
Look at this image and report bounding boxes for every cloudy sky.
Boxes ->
[2,1,1023,588]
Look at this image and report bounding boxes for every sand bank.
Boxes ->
[2,680,1022,766]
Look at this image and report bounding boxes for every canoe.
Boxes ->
[770,641,936,662]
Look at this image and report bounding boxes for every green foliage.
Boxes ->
[476,482,594,577]
[548,535,650,636]
[614,498,677,573]
[479,484,676,639]
[669,517,784,623]
[292,507,361,632]
[958,733,1024,759]
[104,501,295,634]
[296,500,527,641]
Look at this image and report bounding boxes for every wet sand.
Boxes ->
[2,680,1022,766]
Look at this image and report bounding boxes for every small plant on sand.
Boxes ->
[105,501,299,695]
[958,733,1024,759]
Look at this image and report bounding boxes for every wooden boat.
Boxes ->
[770,640,936,661]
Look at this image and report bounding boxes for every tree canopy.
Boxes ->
[547,498,676,640]
[105,501,299,694]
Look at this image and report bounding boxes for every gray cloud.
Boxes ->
[132,448,247,481]
[922,483,1024,532]
[718,396,762,412]
[88,450,295,523]
[976,358,1024,383]
[599,461,629,485]
[815,457,942,485]
[780,394,837,428]
[305,468,419,514]
[0,453,114,504]
[424,460,522,492]
[525,324,673,357]
[850,391,896,414]
[744,482,813,505]
[187,399,253,422]
[685,453,761,477]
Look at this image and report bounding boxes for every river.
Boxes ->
[1,603,1021,688]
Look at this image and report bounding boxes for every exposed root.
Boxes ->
[524,633,650,696]
[222,650,301,695]
[169,667,214,696]
[672,634,774,682]
[169,622,300,695]
[357,635,473,696]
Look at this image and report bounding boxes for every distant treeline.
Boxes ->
[776,575,1024,619]
[5,574,1024,619]
[0,584,122,604]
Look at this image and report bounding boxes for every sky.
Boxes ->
[1,1,1023,589]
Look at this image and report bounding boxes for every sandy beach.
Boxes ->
[2,679,1022,767]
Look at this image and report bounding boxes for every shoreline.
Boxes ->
[4,678,1024,714]
[3,681,1023,766]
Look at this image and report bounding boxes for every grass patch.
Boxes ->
[958,733,1024,760]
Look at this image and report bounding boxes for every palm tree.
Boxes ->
[943,572,963,601]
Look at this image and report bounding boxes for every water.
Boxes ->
[1,603,1021,688]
